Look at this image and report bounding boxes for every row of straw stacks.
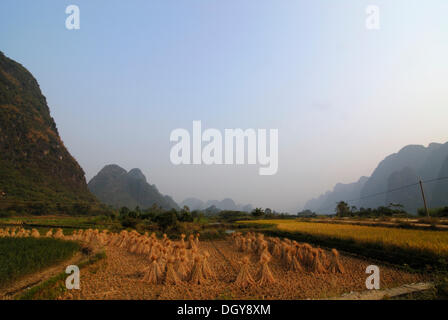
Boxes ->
[232,232,345,287]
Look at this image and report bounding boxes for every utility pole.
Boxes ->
[419,180,429,217]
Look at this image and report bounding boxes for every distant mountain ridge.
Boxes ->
[0,52,98,209]
[305,142,448,214]
[180,197,253,212]
[304,176,369,214]
[88,164,179,210]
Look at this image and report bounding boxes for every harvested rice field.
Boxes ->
[1,228,429,299]
[52,231,426,300]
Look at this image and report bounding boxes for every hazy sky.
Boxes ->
[1,0,447,212]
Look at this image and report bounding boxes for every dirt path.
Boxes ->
[329,282,434,300]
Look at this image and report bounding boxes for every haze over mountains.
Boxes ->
[180,198,253,212]
[87,164,254,212]
[305,142,448,214]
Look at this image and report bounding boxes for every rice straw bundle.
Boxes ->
[202,252,214,279]
[302,247,314,269]
[272,242,281,258]
[136,240,147,254]
[162,233,168,246]
[318,248,329,268]
[53,228,64,239]
[310,249,326,273]
[296,246,304,262]
[234,234,242,248]
[328,249,345,274]
[280,243,289,261]
[258,240,268,256]
[164,256,181,284]
[176,254,190,280]
[284,247,293,267]
[180,234,186,249]
[240,238,247,252]
[188,234,196,250]
[31,229,40,238]
[149,244,160,257]
[15,228,25,238]
[142,255,163,284]
[189,246,198,262]
[257,252,275,285]
[291,254,304,272]
[246,238,253,252]
[189,255,206,284]
[235,256,255,288]
[172,244,181,258]
[73,230,82,241]
[141,242,151,255]
[129,240,139,253]
[195,233,200,247]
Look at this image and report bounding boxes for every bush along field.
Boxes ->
[0,234,79,287]
[239,220,448,272]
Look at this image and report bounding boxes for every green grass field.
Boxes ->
[0,215,113,228]
[0,237,80,287]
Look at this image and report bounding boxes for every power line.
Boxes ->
[306,175,448,213]
[347,176,448,203]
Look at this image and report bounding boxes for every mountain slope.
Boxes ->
[304,142,448,214]
[431,156,448,208]
[88,165,179,210]
[359,145,432,210]
[385,167,421,213]
[304,176,368,213]
[0,52,98,212]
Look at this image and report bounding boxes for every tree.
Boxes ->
[180,206,193,222]
[388,203,405,214]
[134,206,142,217]
[119,206,130,217]
[154,209,178,231]
[297,209,316,217]
[336,201,350,217]
[251,208,264,217]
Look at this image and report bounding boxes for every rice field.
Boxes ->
[0,236,79,287]
[2,227,428,299]
[56,231,426,300]
[239,220,448,260]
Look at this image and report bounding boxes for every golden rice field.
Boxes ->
[240,220,448,259]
